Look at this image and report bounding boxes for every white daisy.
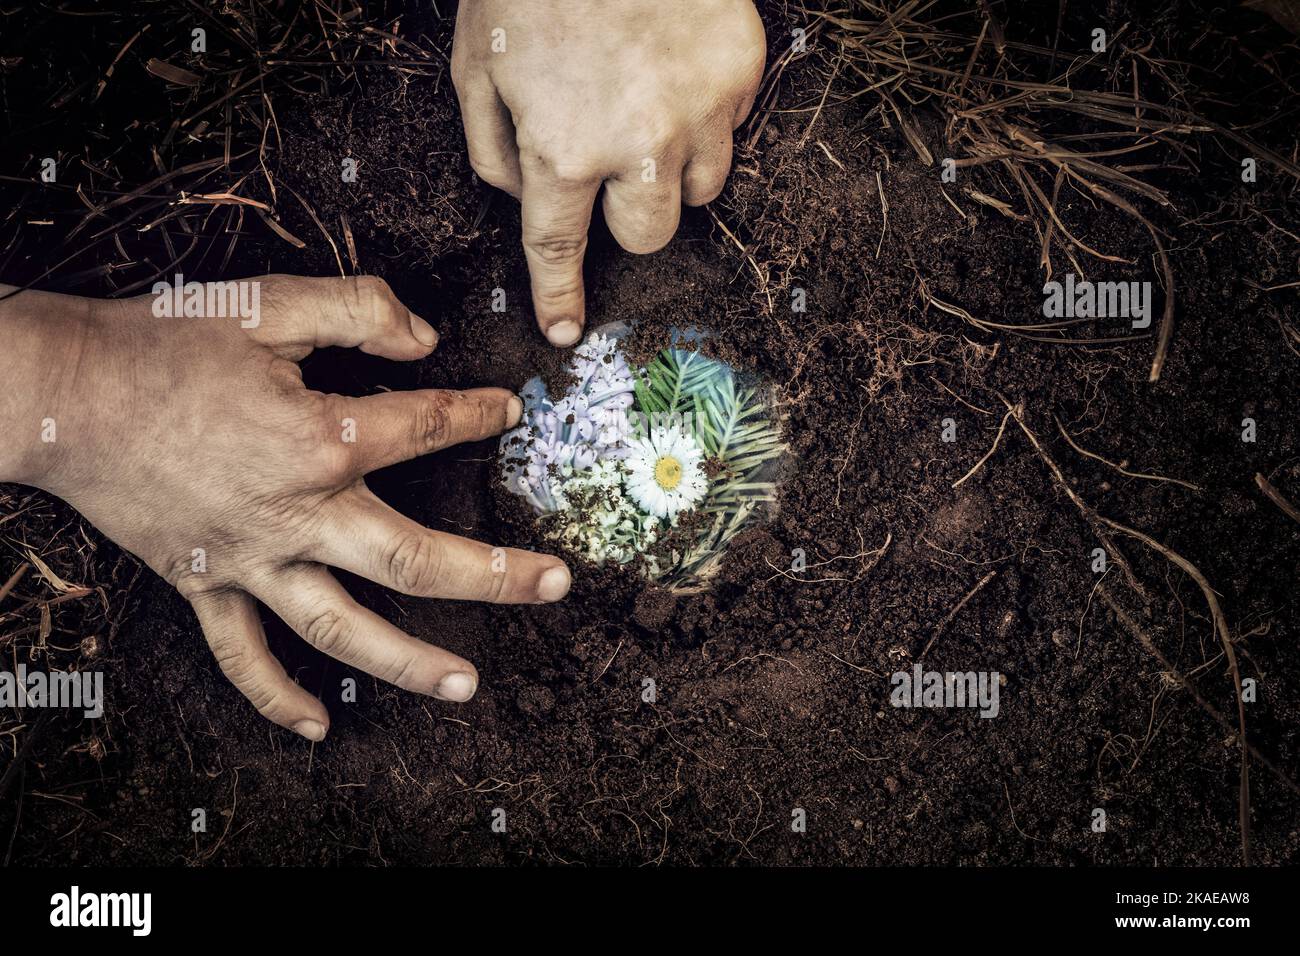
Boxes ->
[625,425,709,521]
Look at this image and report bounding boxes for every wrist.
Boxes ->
[0,286,97,490]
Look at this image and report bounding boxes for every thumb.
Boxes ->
[520,166,600,348]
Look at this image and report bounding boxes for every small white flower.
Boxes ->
[501,331,638,515]
[545,460,656,564]
[625,426,708,521]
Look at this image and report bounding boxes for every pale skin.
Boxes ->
[452,0,766,345]
[0,0,764,740]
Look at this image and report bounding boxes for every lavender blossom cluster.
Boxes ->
[500,332,636,513]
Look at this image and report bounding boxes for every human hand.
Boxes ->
[451,0,766,346]
[1,275,571,741]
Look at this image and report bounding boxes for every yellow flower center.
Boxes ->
[654,454,683,491]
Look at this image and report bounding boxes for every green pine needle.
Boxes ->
[635,347,787,591]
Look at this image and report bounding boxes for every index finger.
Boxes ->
[324,386,522,477]
[519,159,601,347]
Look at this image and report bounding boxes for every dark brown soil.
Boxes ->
[2,1,1299,866]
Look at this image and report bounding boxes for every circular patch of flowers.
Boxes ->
[500,329,785,592]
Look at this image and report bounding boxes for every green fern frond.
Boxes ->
[634,346,787,592]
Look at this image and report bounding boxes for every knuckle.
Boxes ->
[354,274,390,298]
[518,136,600,185]
[212,642,261,695]
[344,275,400,329]
[533,275,585,307]
[449,32,479,87]
[527,235,586,266]
[313,431,356,485]
[533,277,585,310]
[485,562,510,603]
[304,607,353,656]
[547,160,599,187]
[628,121,677,159]
[468,154,512,188]
[472,395,495,437]
[170,558,208,599]
[383,531,444,594]
[305,395,356,482]
[613,215,675,254]
[449,51,469,88]
[417,391,457,450]
[684,173,727,208]
[390,654,421,690]
[254,689,288,720]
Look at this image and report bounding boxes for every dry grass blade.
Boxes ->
[23,548,85,594]
[255,208,306,249]
[145,58,202,87]
[284,182,344,276]
[0,563,30,605]
[2,0,448,293]
[813,0,1300,381]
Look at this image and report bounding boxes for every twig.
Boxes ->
[0,563,30,605]
[821,649,882,677]
[1255,473,1300,525]
[1004,396,1258,863]
[1003,780,1044,842]
[952,405,1017,488]
[1098,586,1299,802]
[594,639,623,682]
[919,570,998,659]
[998,395,1152,604]
[1077,569,1108,659]
[874,170,888,260]
[763,532,891,584]
[1056,415,1202,492]
[1097,517,1250,864]
[931,376,995,416]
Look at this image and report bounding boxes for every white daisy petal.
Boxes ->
[625,425,709,520]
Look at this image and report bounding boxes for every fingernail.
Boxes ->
[410,313,439,348]
[436,671,478,702]
[537,564,571,603]
[507,395,524,427]
[293,719,326,742]
[545,320,582,348]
